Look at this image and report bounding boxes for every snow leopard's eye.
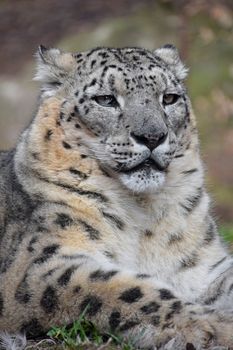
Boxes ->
[163,94,180,105]
[93,95,119,108]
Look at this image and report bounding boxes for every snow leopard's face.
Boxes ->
[36,45,191,193]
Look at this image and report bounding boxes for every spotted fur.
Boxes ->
[0,45,233,349]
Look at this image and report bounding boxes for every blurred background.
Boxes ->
[0,0,232,242]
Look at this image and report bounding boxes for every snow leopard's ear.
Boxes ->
[154,44,188,80]
[34,45,76,96]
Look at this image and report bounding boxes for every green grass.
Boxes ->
[220,225,233,244]
[47,307,136,350]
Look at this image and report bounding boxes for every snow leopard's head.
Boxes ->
[35,45,194,193]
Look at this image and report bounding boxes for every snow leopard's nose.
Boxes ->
[130,131,168,151]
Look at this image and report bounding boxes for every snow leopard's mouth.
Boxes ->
[118,158,165,174]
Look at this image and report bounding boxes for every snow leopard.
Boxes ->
[0,44,233,349]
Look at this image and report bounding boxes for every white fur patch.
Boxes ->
[0,333,26,350]
[120,169,165,193]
